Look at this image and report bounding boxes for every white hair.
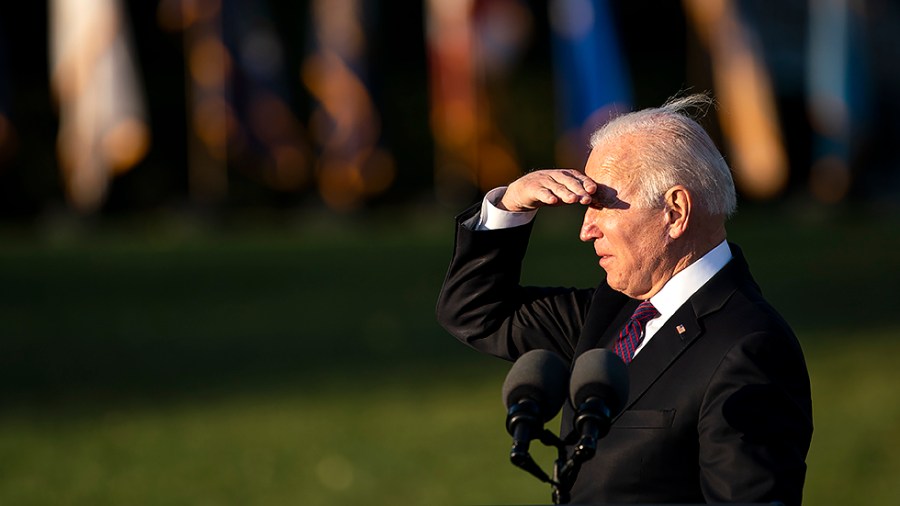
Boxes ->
[589,93,737,217]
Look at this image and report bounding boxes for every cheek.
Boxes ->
[625,231,665,270]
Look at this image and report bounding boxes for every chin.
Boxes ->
[605,276,625,293]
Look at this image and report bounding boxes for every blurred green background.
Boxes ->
[2,1,900,505]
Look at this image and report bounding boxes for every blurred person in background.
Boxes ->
[437,93,813,505]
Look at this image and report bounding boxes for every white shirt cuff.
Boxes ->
[474,187,538,230]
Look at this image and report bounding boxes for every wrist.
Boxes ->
[480,187,537,230]
[495,188,523,212]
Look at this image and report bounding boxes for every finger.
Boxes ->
[534,186,561,206]
[502,183,560,211]
[561,169,598,194]
[579,175,598,194]
[547,174,596,204]
[530,177,576,204]
[545,168,596,191]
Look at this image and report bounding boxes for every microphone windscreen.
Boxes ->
[502,349,569,423]
[570,348,629,416]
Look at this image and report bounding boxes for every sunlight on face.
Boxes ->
[579,144,672,299]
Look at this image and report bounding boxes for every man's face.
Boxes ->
[579,144,672,300]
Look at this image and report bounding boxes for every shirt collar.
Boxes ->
[649,240,732,321]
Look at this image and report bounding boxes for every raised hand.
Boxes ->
[499,169,598,212]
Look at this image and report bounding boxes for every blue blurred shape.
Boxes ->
[549,0,632,165]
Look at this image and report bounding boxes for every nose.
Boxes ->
[580,208,602,242]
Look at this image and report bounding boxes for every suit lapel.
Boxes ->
[574,281,630,358]
[620,303,701,413]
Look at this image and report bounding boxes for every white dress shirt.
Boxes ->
[472,187,733,358]
[636,240,731,356]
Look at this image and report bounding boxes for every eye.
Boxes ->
[588,199,608,210]
[590,193,612,208]
[588,185,629,210]
[591,196,620,210]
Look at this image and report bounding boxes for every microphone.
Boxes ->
[569,348,629,461]
[502,349,569,482]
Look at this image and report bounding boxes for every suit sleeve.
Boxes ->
[435,205,593,362]
[697,329,814,506]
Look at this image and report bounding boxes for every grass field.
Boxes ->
[1,202,898,505]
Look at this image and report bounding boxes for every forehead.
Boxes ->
[584,142,637,191]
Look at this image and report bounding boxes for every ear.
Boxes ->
[663,185,691,239]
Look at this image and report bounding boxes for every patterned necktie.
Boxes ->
[613,301,660,363]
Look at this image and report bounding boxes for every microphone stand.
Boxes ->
[508,428,591,505]
[554,398,614,503]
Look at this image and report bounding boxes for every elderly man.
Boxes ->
[436,94,813,504]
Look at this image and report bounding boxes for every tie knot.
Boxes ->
[632,301,659,325]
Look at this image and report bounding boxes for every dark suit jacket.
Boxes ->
[436,206,813,505]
